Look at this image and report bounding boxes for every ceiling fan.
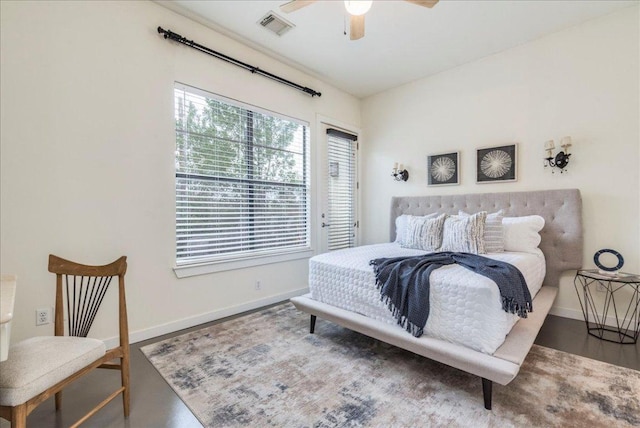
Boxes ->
[279,0,439,40]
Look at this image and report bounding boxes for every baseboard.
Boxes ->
[548,306,584,322]
[103,294,622,349]
[103,287,309,348]
[549,306,623,329]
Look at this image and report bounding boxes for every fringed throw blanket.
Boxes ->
[370,252,533,337]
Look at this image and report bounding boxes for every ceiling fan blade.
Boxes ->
[280,0,317,13]
[350,14,365,40]
[404,0,439,8]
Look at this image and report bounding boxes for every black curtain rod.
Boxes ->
[157,27,321,98]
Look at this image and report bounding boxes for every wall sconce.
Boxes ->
[392,162,409,181]
[544,136,573,173]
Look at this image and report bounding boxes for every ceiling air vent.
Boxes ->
[258,11,295,36]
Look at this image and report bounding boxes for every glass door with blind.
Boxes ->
[322,128,358,252]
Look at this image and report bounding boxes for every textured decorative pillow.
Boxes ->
[459,209,504,253]
[502,215,545,253]
[395,213,439,245]
[401,213,447,251]
[439,212,487,254]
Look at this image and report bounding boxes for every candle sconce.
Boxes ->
[544,136,573,173]
[392,163,409,181]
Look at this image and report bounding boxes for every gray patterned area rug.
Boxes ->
[141,303,640,428]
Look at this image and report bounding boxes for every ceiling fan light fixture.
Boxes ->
[344,0,372,16]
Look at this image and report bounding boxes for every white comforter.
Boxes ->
[309,243,545,354]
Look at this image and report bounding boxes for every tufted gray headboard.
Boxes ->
[389,189,583,287]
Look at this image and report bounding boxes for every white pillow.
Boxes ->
[502,215,545,253]
[395,213,439,245]
[459,209,504,253]
[401,213,447,251]
[395,215,409,243]
[439,212,487,254]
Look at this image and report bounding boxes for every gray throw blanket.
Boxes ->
[370,252,533,337]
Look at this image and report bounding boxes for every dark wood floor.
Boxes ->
[2,303,638,428]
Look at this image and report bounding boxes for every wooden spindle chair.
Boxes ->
[0,255,130,428]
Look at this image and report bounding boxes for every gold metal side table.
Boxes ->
[573,269,640,344]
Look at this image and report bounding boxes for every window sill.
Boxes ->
[173,248,314,278]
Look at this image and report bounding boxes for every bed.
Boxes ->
[290,188,583,409]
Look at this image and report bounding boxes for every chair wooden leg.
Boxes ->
[55,391,62,411]
[11,404,27,428]
[121,356,130,417]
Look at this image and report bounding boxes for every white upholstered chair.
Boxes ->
[0,255,130,428]
[0,275,17,362]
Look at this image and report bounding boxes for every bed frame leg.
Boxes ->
[310,315,317,334]
[482,378,492,410]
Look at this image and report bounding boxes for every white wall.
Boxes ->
[0,1,360,344]
[360,7,639,320]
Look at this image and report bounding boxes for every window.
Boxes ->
[174,84,310,270]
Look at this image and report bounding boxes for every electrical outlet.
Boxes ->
[36,308,51,326]
[255,280,262,290]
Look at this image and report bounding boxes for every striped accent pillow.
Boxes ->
[459,209,505,253]
[395,213,439,245]
[401,213,447,251]
[439,211,487,254]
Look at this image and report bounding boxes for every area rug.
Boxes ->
[141,303,640,427]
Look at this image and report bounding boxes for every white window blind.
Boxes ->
[326,130,357,251]
[174,84,310,266]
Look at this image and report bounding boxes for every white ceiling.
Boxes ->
[158,0,636,98]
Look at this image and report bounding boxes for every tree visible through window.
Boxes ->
[174,84,310,265]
